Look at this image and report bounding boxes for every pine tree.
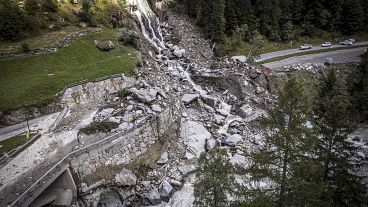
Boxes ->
[248,77,325,207]
[194,148,237,207]
[0,0,26,40]
[315,68,366,206]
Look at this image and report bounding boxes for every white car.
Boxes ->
[300,44,312,50]
[348,38,356,43]
[321,42,332,47]
[340,40,353,45]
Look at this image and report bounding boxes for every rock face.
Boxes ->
[115,169,137,186]
[158,180,173,198]
[180,120,212,159]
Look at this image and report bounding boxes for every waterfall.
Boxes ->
[127,0,165,49]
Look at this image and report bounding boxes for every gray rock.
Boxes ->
[178,165,197,176]
[99,108,114,117]
[213,114,225,125]
[95,40,115,51]
[201,95,218,108]
[79,22,87,27]
[118,122,133,131]
[146,188,161,205]
[173,49,186,58]
[255,86,265,94]
[239,104,253,118]
[231,55,247,63]
[230,153,249,169]
[205,138,217,151]
[226,134,243,147]
[181,94,199,104]
[115,169,137,186]
[181,120,212,159]
[151,104,162,112]
[159,180,173,198]
[108,117,120,123]
[129,88,158,103]
[254,75,269,90]
[156,152,169,164]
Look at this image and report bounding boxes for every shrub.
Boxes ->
[0,0,26,40]
[42,0,58,12]
[79,121,119,135]
[22,43,31,52]
[25,16,43,34]
[79,0,92,23]
[25,0,41,16]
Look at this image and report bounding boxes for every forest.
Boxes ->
[177,0,368,43]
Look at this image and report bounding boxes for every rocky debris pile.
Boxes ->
[283,63,326,72]
[162,11,214,69]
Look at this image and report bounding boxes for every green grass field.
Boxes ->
[0,28,137,111]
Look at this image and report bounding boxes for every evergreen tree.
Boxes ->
[0,0,26,40]
[194,148,237,207]
[247,77,325,207]
[315,68,366,206]
[25,0,40,16]
[341,0,364,34]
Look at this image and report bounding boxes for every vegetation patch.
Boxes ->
[79,121,119,135]
[0,28,136,111]
[0,133,30,155]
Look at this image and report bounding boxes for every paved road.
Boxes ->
[0,113,60,141]
[264,47,364,70]
[256,41,368,62]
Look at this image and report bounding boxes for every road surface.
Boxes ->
[0,112,60,141]
[256,41,368,62]
[263,47,364,70]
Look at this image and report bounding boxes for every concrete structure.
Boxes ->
[8,101,181,207]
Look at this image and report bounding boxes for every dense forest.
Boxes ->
[177,0,368,43]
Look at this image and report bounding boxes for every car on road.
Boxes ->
[300,44,312,50]
[348,38,356,43]
[340,40,353,45]
[321,42,332,47]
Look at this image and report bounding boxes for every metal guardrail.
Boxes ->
[8,114,157,207]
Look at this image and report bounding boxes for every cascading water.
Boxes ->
[127,0,166,49]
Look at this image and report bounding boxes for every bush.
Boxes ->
[42,0,58,12]
[79,0,92,23]
[79,121,119,135]
[22,43,31,52]
[25,15,43,34]
[25,0,41,16]
[0,0,26,40]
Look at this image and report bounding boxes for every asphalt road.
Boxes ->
[256,41,368,62]
[263,47,364,70]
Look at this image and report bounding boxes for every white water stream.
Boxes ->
[127,0,165,49]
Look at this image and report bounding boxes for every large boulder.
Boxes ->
[115,169,137,186]
[156,152,169,164]
[128,88,158,103]
[231,55,247,63]
[239,104,253,118]
[95,40,115,51]
[180,120,212,159]
[205,138,218,151]
[158,180,173,198]
[201,95,218,108]
[230,153,249,169]
[225,134,243,147]
[181,94,199,104]
[173,49,186,58]
[146,188,161,205]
